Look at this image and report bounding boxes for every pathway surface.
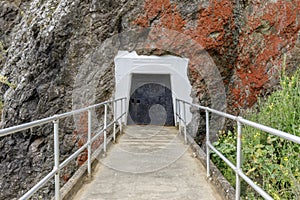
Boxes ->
[73,126,222,200]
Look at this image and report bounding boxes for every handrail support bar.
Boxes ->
[236,119,242,200]
[104,104,107,153]
[206,109,210,178]
[53,119,60,200]
[87,109,92,178]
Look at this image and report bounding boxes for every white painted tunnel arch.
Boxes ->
[114,51,192,125]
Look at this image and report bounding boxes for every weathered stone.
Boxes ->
[0,0,299,199]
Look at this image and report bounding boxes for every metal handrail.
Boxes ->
[175,98,300,200]
[0,97,127,200]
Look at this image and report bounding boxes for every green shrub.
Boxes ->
[212,68,300,199]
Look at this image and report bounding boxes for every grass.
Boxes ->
[212,67,300,199]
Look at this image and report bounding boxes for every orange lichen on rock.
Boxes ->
[73,112,88,166]
[232,65,269,108]
[134,0,300,110]
[135,0,233,50]
[134,0,186,32]
[186,0,233,49]
[262,0,300,35]
[77,150,88,166]
[233,0,300,108]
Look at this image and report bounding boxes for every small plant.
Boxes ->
[212,67,300,199]
[0,75,16,121]
[0,75,16,89]
[212,130,237,186]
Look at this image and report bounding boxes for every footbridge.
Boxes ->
[1,98,300,200]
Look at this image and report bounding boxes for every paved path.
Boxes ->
[73,126,222,200]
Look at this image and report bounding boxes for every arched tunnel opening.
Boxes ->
[127,74,175,126]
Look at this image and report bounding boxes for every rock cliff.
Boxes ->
[0,0,299,199]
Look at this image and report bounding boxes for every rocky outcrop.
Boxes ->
[135,0,300,109]
[0,0,141,199]
[134,0,300,141]
[0,0,299,199]
[232,0,300,108]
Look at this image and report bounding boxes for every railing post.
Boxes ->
[236,118,242,200]
[113,100,117,142]
[175,99,178,126]
[178,100,182,133]
[124,97,126,127]
[104,104,107,153]
[183,102,187,144]
[53,119,60,200]
[205,109,210,177]
[120,99,123,133]
[87,109,92,178]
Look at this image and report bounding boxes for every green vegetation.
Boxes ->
[212,67,300,199]
[0,75,16,120]
[0,40,4,61]
[0,75,16,89]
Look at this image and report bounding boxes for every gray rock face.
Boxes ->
[0,0,141,199]
[0,0,299,199]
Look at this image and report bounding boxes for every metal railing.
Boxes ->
[175,98,300,200]
[0,97,127,200]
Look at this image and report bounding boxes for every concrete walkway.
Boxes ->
[72,126,222,200]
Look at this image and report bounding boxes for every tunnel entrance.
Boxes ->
[114,51,192,126]
[127,74,175,126]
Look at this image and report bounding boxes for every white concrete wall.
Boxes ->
[114,51,192,125]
